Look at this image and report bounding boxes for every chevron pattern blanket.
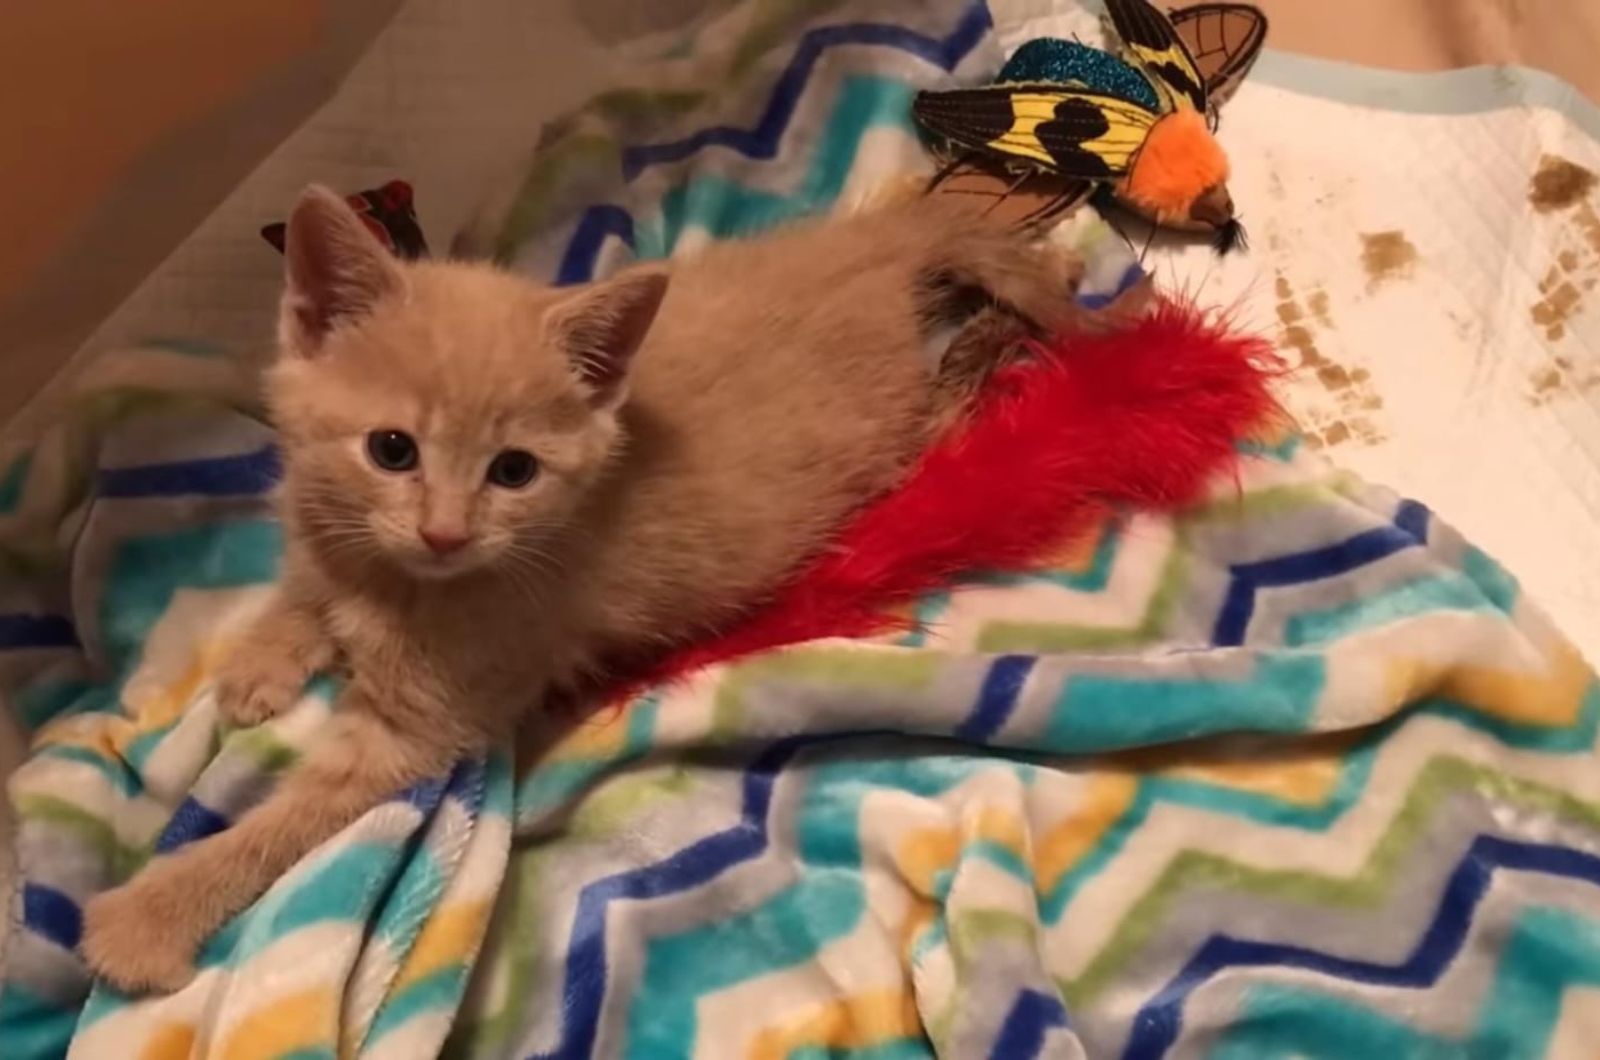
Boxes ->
[5,1,1600,1057]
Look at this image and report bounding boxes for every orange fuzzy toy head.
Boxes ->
[1117,109,1232,227]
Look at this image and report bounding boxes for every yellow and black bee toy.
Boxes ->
[913,0,1266,253]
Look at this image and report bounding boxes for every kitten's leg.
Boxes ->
[930,219,1091,336]
[81,695,455,992]
[214,589,333,726]
[930,307,1035,428]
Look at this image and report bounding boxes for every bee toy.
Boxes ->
[913,0,1267,253]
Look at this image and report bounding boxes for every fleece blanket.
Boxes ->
[5,2,1600,1059]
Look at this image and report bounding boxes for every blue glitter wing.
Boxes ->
[997,38,1159,112]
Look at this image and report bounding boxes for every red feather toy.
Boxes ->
[606,299,1280,704]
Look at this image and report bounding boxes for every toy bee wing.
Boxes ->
[1171,3,1268,112]
[1103,0,1208,113]
[911,85,1158,179]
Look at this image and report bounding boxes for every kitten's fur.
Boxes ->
[81,186,1084,991]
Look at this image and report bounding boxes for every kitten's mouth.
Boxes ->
[401,549,484,579]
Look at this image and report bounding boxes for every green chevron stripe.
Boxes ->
[14,794,146,878]
[490,0,849,260]
[712,647,942,736]
[1057,754,1600,1009]
[977,478,1357,653]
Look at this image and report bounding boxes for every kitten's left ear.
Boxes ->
[546,267,670,408]
[279,185,405,358]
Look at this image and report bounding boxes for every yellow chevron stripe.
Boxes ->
[542,704,635,764]
[746,989,921,1059]
[138,1021,196,1060]
[894,805,1029,893]
[1034,775,1138,888]
[1383,639,1591,727]
[393,899,493,991]
[217,987,336,1060]
[1035,511,1114,573]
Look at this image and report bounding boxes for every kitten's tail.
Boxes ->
[82,706,452,991]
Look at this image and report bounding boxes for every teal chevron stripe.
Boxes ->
[1209,905,1600,1058]
[611,678,1600,1038]
[0,453,30,515]
[973,517,1123,595]
[15,679,105,731]
[626,874,865,1056]
[365,966,464,1048]
[200,840,408,971]
[623,753,1005,1057]
[374,843,446,949]
[0,982,79,1060]
[1236,435,1301,463]
[1462,547,1519,613]
[81,841,415,1029]
[99,520,282,678]
[792,1041,932,1060]
[1042,654,1326,753]
[1284,573,1496,647]
[1043,685,1600,923]
[633,75,916,258]
[32,745,142,797]
[517,696,660,817]
[902,519,1125,648]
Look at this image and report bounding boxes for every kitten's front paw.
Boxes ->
[81,882,199,994]
[214,653,304,727]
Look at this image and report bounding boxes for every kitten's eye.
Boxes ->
[487,449,538,488]
[366,430,418,472]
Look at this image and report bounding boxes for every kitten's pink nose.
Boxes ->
[419,528,471,555]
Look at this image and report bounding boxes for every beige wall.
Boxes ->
[0,0,396,423]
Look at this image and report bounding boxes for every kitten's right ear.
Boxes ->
[278,185,404,357]
[546,267,670,408]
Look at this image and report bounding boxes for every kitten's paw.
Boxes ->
[81,883,198,994]
[214,654,304,727]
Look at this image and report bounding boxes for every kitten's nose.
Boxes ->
[419,528,471,555]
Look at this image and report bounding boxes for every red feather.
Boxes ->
[605,299,1281,704]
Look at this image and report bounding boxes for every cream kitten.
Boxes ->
[80,186,1084,991]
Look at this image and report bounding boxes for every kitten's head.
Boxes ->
[268,186,668,580]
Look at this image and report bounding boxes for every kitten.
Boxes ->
[80,186,1085,991]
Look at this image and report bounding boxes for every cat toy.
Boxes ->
[914,0,1267,252]
[261,180,429,259]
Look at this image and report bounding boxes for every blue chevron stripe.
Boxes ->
[992,989,1071,1058]
[1209,903,1600,1060]
[637,75,918,260]
[541,681,1600,1056]
[21,883,81,952]
[1124,835,1600,1059]
[555,205,636,287]
[1211,905,1600,1058]
[621,748,1011,1057]
[97,445,280,498]
[1044,685,1600,921]
[0,613,78,650]
[618,2,990,180]
[553,1,990,285]
[1212,500,1431,646]
[956,655,1035,742]
[529,736,813,1059]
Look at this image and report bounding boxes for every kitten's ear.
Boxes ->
[546,267,670,408]
[278,185,404,357]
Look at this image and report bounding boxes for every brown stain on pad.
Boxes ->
[1529,155,1597,213]
[1359,231,1418,291]
[1274,272,1384,449]
[1523,157,1600,373]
